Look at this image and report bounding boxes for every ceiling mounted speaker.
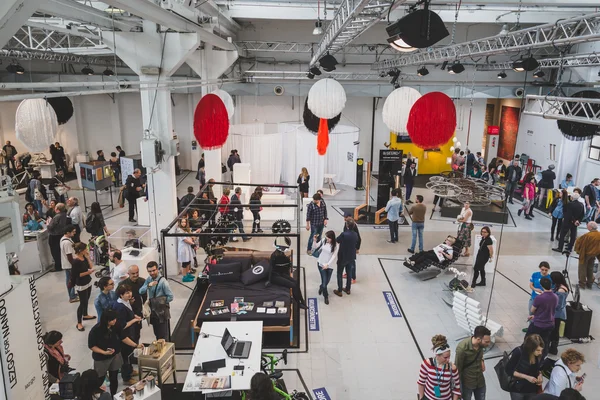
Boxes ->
[557,90,600,141]
[514,88,525,98]
[274,85,284,96]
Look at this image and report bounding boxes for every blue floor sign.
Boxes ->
[313,387,331,400]
[383,291,402,317]
[308,298,320,331]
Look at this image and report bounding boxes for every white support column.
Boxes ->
[103,22,201,277]
[0,0,44,49]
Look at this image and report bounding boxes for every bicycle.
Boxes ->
[241,350,309,400]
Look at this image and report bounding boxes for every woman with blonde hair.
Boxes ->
[506,334,544,399]
[297,167,310,198]
[417,334,461,400]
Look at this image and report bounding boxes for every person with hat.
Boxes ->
[124,229,144,249]
[267,237,307,309]
[538,165,557,209]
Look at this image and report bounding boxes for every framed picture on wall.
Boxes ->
[498,106,521,160]
[80,166,87,181]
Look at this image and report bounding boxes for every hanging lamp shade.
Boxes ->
[407,92,456,149]
[557,90,600,141]
[211,89,235,119]
[15,99,58,152]
[382,87,422,135]
[307,78,347,155]
[193,94,229,150]
[302,98,341,133]
[46,96,74,125]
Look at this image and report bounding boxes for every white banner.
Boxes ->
[0,276,48,400]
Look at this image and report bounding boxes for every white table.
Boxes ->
[183,321,263,394]
[251,193,295,221]
[323,173,337,194]
[29,162,56,179]
[114,384,161,400]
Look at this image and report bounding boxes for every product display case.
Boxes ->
[138,342,176,385]
[107,226,157,280]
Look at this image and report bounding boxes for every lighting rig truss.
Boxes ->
[372,12,600,70]
[310,0,401,66]
[8,24,104,52]
[236,41,395,56]
[523,95,600,126]
[0,49,127,67]
[243,70,420,82]
[477,53,600,71]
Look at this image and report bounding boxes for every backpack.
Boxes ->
[494,348,517,392]
[85,213,101,234]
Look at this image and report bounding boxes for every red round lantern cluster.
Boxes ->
[406,92,456,149]
[193,94,229,150]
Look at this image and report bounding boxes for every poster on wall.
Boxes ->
[120,157,135,186]
[498,106,521,160]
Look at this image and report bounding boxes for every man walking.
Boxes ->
[408,195,426,253]
[455,326,492,400]
[404,162,416,204]
[126,169,143,223]
[385,189,403,244]
[505,160,522,204]
[574,222,600,289]
[554,190,585,254]
[60,224,78,303]
[334,220,359,298]
[342,215,361,283]
[48,203,69,272]
[230,187,250,242]
[118,265,147,342]
[306,193,328,254]
[179,186,196,213]
[526,277,558,359]
[139,261,174,340]
[67,197,83,243]
[2,140,17,173]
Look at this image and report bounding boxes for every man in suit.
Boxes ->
[333,220,359,297]
[505,160,522,204]
[230,187,250,242]
[404,162,416,204]
[554,189,585,254]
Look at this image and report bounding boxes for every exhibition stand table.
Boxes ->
[20,229,53,274]
[29,161,56,179]
[183,321,263,395]
[114,383,161,400]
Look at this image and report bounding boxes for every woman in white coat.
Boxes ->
[312,230,339,305]
[177,218,197,280]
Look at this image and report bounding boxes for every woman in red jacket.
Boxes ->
[519,175,536,221]
[218,187,231,216]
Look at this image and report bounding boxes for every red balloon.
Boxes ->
[407,92,456,149]
[193,94,229,150]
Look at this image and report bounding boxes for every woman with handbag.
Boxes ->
[43,330,73,383]
[457,201,473,257]
[505,334,545,400]
[312,230,338,305]
[417,334,461,400]
[471,226,494,288]
[72,242,97,332]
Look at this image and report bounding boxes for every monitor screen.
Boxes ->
[221,328,234,353]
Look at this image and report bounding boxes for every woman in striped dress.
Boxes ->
[417,335,461,400]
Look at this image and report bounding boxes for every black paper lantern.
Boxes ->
[302,98,341,133]
[46,97,74,125]
[557,90,600,141]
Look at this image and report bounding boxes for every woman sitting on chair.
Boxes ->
[405,236,456,267]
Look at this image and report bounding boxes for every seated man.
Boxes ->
[123,229,144,249]
[266,237,308,310]
[405,235,456,267]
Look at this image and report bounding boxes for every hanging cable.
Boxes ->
[449,0,462,45]
[146,31,168,133]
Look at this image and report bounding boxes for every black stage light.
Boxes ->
[319,53,338,72]
[386,1,449,52]
[533,69,545,78]
[307,72,315,79]
[103,68,115,76]
[522,56,539,72]
[448,61,465,74]
[81,65,95,75]
[6,63,25,74]
[417,66,429,76]
[389,68,400,86]
[309,66,322,76]
[497,71,507,79]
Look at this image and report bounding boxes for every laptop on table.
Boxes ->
[221,328,252,359]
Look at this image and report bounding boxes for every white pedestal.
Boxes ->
[257,193,295,221]
[76,154,90,163]
[110,246,158,280]
[20,230,53,274]
[30,162,55,179]
[137,197,151,226]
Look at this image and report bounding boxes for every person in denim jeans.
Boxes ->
[60,225,78,302]
[312,231,338,305]
[306,193,328,254]
[333,221,358,297]
[408,195,426,253]
[385,189,403,243]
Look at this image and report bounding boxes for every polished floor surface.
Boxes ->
[31,172,600,399]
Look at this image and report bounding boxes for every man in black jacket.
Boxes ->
[230,187,250,242]
[125,169,143,223]
[179,186,196,213]
[2,140,17,173]
[554,190,585,253]
[343,214,361,283]
[334,220,359,297]
[538,165,556,208]
[505,160,522,204]
[404,162,416,204]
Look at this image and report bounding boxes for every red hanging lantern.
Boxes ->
[193,94,229,149]
[407,92,456,149]
[317,117,329,156]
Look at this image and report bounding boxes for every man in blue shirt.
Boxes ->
[139,261,174,340]
[385,189,403,243]
[560,173,574,189]
[333,221,359,297]
[524,261,551,332]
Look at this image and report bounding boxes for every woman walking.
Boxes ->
[549,271,569,355]
[550,189,568,242]
[471,226,494,288]
[71,242,96,331]
[297,167,310,198]
[312,231,339,305]
[177,218,197,280]
[457,201,473,257]
[88,309,123,396]
[94,277,117,321]
[250,190,263,233]
[519,175,536,220]
[87,202,110,237]
[417,334,461,400]
[505,334,544,400]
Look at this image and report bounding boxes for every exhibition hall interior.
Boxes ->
[2,0,600,399]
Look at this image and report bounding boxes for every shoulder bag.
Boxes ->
[146,277,171,324]
[495,348,518,392]
[311,238,325,259]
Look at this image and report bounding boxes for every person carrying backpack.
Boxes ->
[505,334,545,400]
[86,202,109,237]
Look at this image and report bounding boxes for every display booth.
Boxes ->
[76,161,114,212]
[107,226,156,280]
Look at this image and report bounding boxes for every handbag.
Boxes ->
[34,188,43,200]
[495,348,518,392]
[311,238,324,258]
[148,277,171,324]
[468,223,475,231]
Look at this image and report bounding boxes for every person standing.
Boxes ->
[3,140,17,173]
[333,220,358,297]
[342,215,360,283]
[113,285,143,385]
[548,272,569,355]
[519,176,537,220]
[476,152,484,167]
[404,162,416,204]
[218,187,231,217]
[457,201,474,256]
[466,150,476,176]
[385,189,403,244]
[71,243,96,332]
[455,326,492,400]
[306,193,328,254]
[60,224,78,303]
[139,261,174,340]
[506,160,523,204]
[297,167,310,198]
[96,150,106,161]
[51,168,69,204]
[179,186,196,212]
[118,265,147,340]
[538,165,557,208]
[109,152,120,188]
[227,149,241,179]
[526,277,558,359]
[550,190,567,242]
[417,334,461,400]
[408,195,426,253]
[125,169,143,223]
[544,349,585,396]
[554,192,585,254]
[110,250,128,287]
[176,218,196,280]
[471,226,494,288]
[582,178,599,222]
[94,277,117,321]
[54,142,67,172]
[88,309,124,396]
[29,170,46,216]
[506,334,545,400]
[86,201,109,237]
[250,190,263,233]
[116,146,125,158]
[48,203,69,272]
[67,197,83,242]
[574,222,600,289]
[560,174,575,190]
[525,262,551,330]
[230,187,250,242]
[312,231,338,305]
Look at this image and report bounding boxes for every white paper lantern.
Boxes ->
[307,78,346,119]
[211,89,234,119]
[382,87,421,135]
[15,99,58,152]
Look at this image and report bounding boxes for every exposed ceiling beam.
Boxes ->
[192,0,240,33]
[524,94,600,125]
[25,20,101,40]
[216,0,600,6]
[0,47,126,66]
[477,53,600,70]
[236,40,395,56]
[38,0,137,31]
[1,0,46,49]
